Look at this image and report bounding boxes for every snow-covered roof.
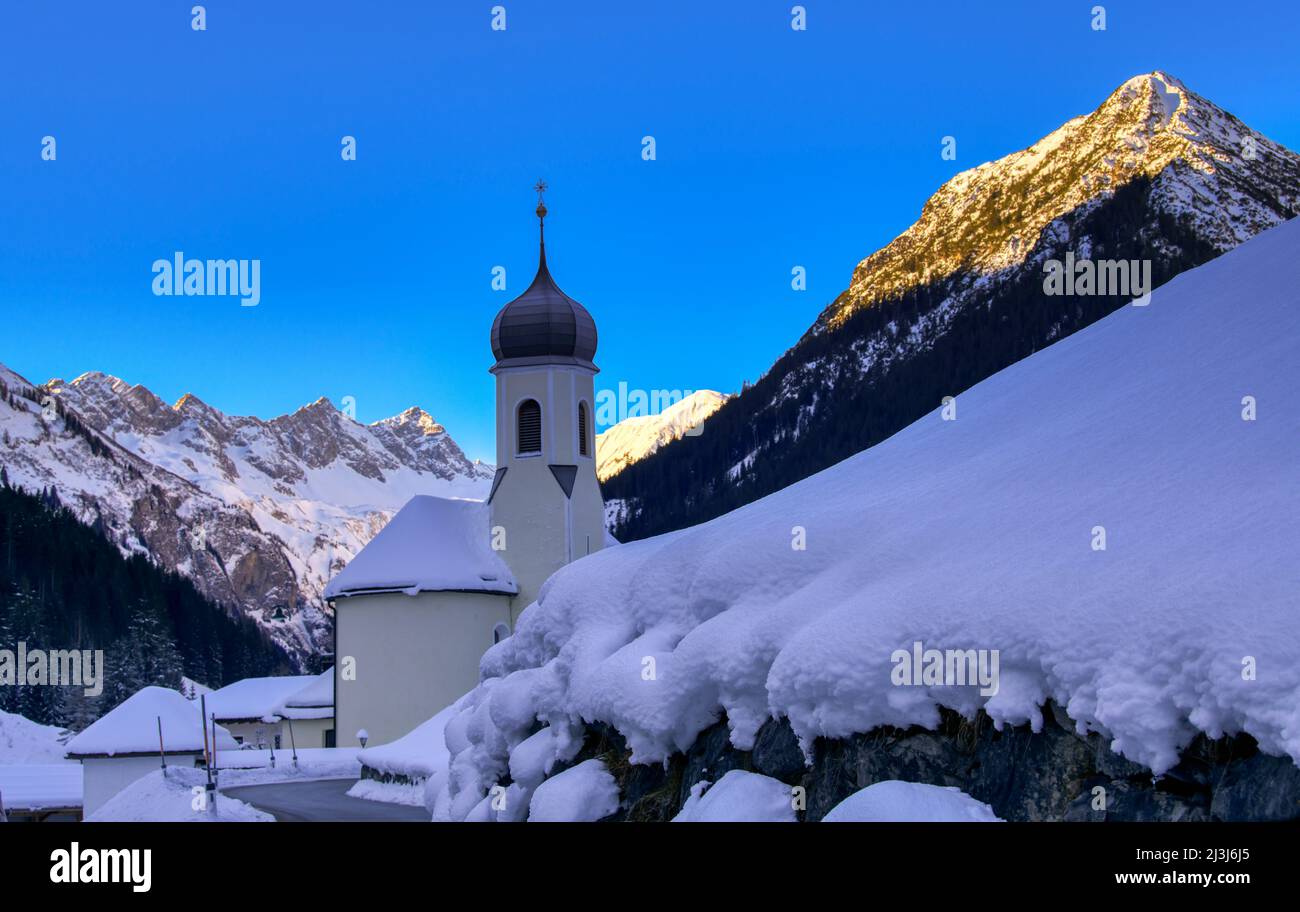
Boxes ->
[0,764,83,810]
[206,675,319,723]
[324,495,517,599]
[65,686,238,758]
[276,669,334,720]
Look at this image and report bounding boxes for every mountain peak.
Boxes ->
[818,71,1299,332]
[173,392,208,411]
[68,370,129,394]
[374,407,446,436]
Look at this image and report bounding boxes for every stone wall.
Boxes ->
[546,702,1300,822]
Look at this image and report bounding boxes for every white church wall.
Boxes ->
[334,590,512,748]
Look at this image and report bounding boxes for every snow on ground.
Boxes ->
[822,781,1002,822]
[214,747,361,777]
[526,759,620,822]
[437,219,1300,819]
[0,765,83,811]
[88,749,363,821]
[0,709,72,764]
[672,770,797,822]
[88,766,272,822]
[346,778,425,806]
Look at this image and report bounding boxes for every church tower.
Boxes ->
[488,185,606,621]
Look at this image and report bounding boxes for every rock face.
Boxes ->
[543,707,1300,822]
[604,71,1300,542]
[0,365,492,665]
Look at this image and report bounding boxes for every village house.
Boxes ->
[64,685,237,817]
[275,669,336,749]
[205,672,332,749]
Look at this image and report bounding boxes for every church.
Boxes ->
[324,190,609,748]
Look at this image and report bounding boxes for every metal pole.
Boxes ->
[156,716,167,773]
[209,711,220,812]
[210,712,220,780]
[200,694,212,783]
[286,716,299,767]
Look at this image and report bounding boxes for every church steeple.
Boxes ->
[488,184,607,620]
[489,184,598,371]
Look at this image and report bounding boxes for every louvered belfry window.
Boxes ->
[578,402,590,457]
[517,399,542,455]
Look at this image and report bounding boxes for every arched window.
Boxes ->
[492,622,511,644]
[517,399,541,455]
[578,401,590,457]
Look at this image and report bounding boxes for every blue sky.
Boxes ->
[2,1,1297,462]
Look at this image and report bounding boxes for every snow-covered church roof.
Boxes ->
[65,686,238,758]
[324,495,517,599]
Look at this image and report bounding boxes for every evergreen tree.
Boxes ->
[0,481,290,729]
[99,600,184,711]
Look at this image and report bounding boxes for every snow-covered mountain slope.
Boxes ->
[603,71,1300,543]
[0,367,492,664]
[440,216,1300,820]
[0,709,72,764]
[595,390,729,481]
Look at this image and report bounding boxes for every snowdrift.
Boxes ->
[443,219,1300,817]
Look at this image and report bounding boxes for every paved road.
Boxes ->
[220,778,429,822]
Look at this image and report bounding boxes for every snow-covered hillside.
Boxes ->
[0,709,72,764]
[0,368,491,663]
[595,390,729,481]
[440,216,1300,819]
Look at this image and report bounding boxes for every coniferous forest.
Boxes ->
[602,177,1225,541]
[0,475,290,729]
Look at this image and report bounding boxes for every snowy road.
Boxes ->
[220,778,429,822]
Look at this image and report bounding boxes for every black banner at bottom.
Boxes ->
[1,821,1289,897]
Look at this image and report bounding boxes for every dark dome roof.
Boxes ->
[491,235,598,370]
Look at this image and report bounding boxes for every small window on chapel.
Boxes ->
[517,399,542,455]
[578,402,590,457]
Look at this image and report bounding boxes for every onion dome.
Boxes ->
[490,186,598,371]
